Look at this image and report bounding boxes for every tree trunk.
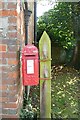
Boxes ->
[71,2,80,69]
[72,40,80,69]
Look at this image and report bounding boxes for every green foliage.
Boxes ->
[19,93,38,119]
[19,106,34,120]
[19,66,79,119]
[19,85,40,119]
[37,2,76,49]
[51,66,79,119]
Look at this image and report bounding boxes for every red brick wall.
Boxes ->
[0,1,35,118]
[0,1,25,118]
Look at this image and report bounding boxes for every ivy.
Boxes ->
[37,2,76,49]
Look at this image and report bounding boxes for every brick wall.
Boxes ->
[0,1,25,118]
[0,0,35,118]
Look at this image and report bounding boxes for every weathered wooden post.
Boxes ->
[39,31,51,118]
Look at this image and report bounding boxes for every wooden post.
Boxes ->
[39,31,51,118]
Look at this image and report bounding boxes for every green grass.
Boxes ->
[19,65,80,119]
[51,65,80,119]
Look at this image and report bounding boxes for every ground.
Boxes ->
[51,65,80,119]
[19,65,80,119]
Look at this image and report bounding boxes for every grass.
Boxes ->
[19,65,80,119]
[51,65,80,119]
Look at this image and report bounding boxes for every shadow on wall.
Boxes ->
[37,41,73,66]
[51,42,66,65]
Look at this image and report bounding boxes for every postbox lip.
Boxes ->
[24,53,36,56]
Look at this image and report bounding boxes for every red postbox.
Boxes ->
[22,44,39,86]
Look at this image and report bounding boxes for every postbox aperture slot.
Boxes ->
[24,55,36,57]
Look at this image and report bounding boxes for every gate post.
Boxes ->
[39,31,51,118]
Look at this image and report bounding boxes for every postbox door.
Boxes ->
[23,56,39,86]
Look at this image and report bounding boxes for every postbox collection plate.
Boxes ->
[27,60,34,74]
